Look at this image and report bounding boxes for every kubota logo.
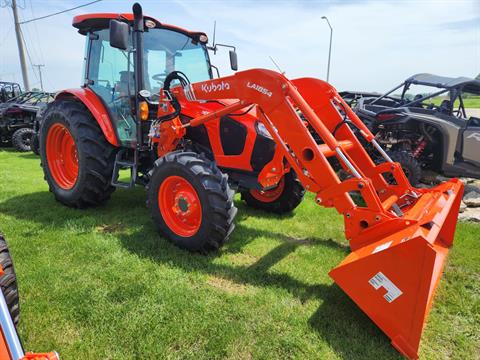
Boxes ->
[247,82,272,97]
[201,81,230,93]
[467,132,480,142]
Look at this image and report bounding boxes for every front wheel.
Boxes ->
[241,171,305,214]
[389,151,422,185]
[12,128,35,152]
[147,151,237,253]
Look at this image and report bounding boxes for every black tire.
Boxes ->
[390,151,422,185]
[0,233,19,326]
[40,100,117,208]
[12,128,35,152]
[240,171,305,214]
[147,151,237,253]
[31,132,40,155]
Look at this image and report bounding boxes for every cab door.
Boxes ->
[86,28,137,147]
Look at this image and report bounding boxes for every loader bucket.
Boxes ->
[329,179,464,359]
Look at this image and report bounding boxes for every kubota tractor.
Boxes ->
[39,4,464,358]
[0,232,58,360]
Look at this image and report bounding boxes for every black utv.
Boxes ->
[347,74,480,184]
[0,91,54,152]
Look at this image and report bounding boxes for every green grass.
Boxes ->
[462,97,480,108]
[429,96,480,108]
[0,149,478,359]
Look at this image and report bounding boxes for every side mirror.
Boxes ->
[229,50,238,71]
[109,20,129,50]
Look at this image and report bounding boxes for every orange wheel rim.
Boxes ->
[46,123,79,190]
[158,176,202,237]
[249,177,285,203]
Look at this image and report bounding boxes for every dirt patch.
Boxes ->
[228,347,253,360]
[206,275,253,295]
[280,235,316,245]
[95,223,126,234]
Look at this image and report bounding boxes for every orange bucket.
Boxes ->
[330,179,464,359]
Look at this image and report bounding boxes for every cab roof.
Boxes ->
[72,13,207,40]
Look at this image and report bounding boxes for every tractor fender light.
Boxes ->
[139,101,149,121]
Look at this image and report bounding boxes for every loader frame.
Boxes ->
[157,69,464,359]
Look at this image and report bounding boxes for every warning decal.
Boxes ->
[368,272,403,303]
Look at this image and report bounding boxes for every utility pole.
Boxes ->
[321,16,333,83]
[11,0,30,91]
[33,64,45,90]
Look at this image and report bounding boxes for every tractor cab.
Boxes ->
[73,13,213,147]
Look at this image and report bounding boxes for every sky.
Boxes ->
[0,0,478,93]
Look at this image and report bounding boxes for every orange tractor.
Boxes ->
[0,233,58,360]
[38,3,464,358]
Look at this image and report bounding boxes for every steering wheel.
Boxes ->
[152,73,167,86]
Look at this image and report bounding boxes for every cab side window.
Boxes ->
[87,29,136,146]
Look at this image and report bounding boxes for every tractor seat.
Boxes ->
[318,140,354,157]
[115,71,135,96]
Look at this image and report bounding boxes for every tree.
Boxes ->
[476,73,480,80]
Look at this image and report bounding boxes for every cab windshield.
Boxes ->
[143,28,212,94]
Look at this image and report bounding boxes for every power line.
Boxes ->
[0,0,25,9]
[19,0,102,25]
[0,26,13,48]
[27,0,44,63]
[22,2,43,66]
[33,64,44,90]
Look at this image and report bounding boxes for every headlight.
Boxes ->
[255,121,272,139]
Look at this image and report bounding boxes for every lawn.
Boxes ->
[0,149,478,359]
[429,96,480,108]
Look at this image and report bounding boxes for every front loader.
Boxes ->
[38,4,464,358]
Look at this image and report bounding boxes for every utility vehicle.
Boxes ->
[349,74,480,183]
[0,92,54,151]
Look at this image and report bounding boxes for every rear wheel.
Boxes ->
[31,132,40,155]
[12,128,35,152]
[241,171,305,214]
[0,233,19,326]
[40,100,117,208]
[147,151,237,253]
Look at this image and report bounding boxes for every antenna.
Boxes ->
[212,20,217,54]
[269,56,285,75]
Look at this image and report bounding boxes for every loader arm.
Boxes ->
[165,68,464,359]
[174,69,423,247]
